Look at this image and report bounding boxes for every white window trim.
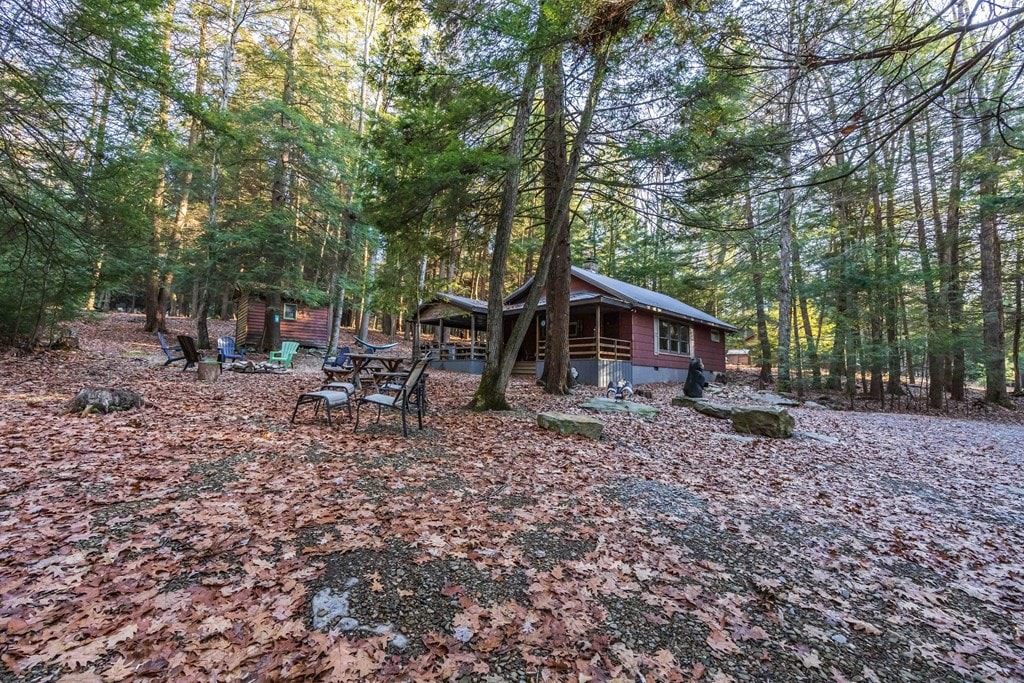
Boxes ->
[710,330,721,343]
[282,303,298,321]
[654,317,691,357]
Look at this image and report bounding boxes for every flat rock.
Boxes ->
[537,411,604,440]
[732,406,795,439]
[713,433,757,444]
[693,401,732,419]
[581,398,659,416]
[794,430,841,445]
[311,587,351,630]
[751,391,800,407]
[671,395,703,408]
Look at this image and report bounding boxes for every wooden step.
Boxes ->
[512,361,535,376]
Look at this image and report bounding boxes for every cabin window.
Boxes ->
[282,303,297,321]
[656,319,690,355]
[568,321,580,337]
[710,330,721,343]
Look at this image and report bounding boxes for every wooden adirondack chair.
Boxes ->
[269,341,299,368]
[157,331,185,366]
[176,335,202,371]
[217,336,246,363]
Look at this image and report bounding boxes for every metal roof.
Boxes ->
[502,291,631,313]
[505,266,737,331]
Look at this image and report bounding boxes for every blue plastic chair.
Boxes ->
[157,331,185,366]
[217,336,246,363]
[322,346,352,374]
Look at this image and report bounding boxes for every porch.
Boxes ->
[413,291,637,385]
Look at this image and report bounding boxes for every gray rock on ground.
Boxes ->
[581,397,659,416]
[537,411,604,439]
[750,391,800,407]
[731,406,795,438]
[66,387,144,415]
[693,401,733,419]
[671,395,703,408]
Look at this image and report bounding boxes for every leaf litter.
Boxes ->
[0,313,1022,681]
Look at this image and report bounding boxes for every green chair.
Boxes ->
[269,341,299,368]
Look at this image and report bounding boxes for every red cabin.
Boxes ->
[416,265,735,386]
[235,296,331,349]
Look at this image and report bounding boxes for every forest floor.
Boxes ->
[1,313,1023,682]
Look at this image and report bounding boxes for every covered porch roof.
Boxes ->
[502,291,632,315]
[414,292,487,330]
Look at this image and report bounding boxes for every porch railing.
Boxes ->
[537,336,631,361]
[419,342,486,361]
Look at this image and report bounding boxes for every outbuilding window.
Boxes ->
[710,330,721,343]
[656,319,690,355]
[282,303,297,321]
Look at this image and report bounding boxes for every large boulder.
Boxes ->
[537,412,604,440]
[693,401,733,420]
[731,406,794,438]
[66,387,144,415]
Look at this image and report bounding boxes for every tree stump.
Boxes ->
[197,360,221,382]
[67,388,144,415]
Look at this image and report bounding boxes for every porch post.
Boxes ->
[535,315,540,360]
[470,314,476,359]
[414,315,421,361]
[595,303,602,359]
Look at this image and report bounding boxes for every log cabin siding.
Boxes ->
[240,298,330,348]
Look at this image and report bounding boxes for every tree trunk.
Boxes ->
[977,112,1009,406]
[541,49,572,396]
[775,64,798,393]
[909,120,945,408]
[197,0,242,350]
[473,39,611,410]
[882,139,902,397]
[746,191,772,386]
[793,241,819,389]
[864,119,886,401]
[469,52,541,411]
[263,293,282,352]
[946,100,966,401]
[143,0,178,334]
[1013,243,1022,395]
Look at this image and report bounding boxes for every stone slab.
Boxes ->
[537,411,604,439]
[581,398,659,416]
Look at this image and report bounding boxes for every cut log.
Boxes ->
[197,360,221,382]
[67,387,144,415]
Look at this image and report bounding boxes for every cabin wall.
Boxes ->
[242,298,330,348]
[629,310,726,382]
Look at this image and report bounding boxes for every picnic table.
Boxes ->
[347,353,409,390]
